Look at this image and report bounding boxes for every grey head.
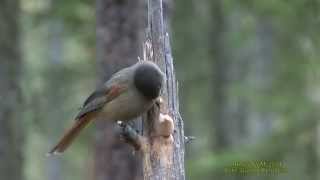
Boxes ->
[134,61,164,99]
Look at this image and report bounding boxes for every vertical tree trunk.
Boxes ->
[46,20,64,180]
[209,0,231,150]
[142,0,185,179]
[0,0,24,180]
[95,0,144,179]
[245,16,275,142]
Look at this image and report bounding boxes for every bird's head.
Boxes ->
[134,61,164,99]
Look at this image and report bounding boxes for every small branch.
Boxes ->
[184,136,195,144]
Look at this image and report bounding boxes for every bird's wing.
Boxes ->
[82,88,107,107]
[75,84,127,120]
[48,76,128,155]
[76,65,133,120]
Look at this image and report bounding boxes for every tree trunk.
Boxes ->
[142,0,185,179]
[46,19,64,180]
[0,0,24,180]
[95,0,145,179]
[209,0,232,150]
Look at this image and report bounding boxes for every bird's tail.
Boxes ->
[47,112,96,156]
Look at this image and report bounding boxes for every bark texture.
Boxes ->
[142,0,185,179]
[95,0,145,179]
[0,0,24,180]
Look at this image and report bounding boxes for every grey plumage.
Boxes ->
[48,61,164,155]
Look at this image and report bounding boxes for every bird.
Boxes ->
[47,61,164,155]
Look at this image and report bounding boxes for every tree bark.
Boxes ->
[95,0,145,179]
[141,0,185,179]
[0,0,24,180]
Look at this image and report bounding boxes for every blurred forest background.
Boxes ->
[0,0,320,180]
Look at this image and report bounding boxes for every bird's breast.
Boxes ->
[99,89,153,121]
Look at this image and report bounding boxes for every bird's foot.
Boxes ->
[117,121,143,151]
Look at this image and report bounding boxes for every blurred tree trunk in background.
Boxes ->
[246,17,274,142]
[210,1,276,148]
[0,0,24,180]
[210,0,232,150]
[209,2,239,179]
[209,2,276,179]
[95,0,144,179]
[46,20,64,180]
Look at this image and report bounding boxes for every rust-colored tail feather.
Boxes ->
[47,113,96,156]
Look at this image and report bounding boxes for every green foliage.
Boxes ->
[172,0,320,179]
